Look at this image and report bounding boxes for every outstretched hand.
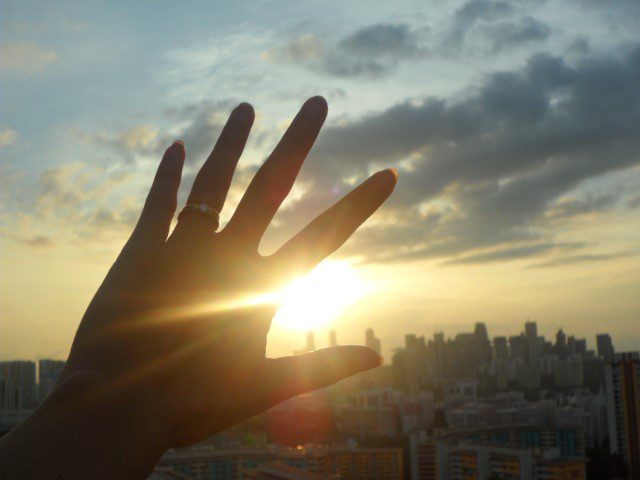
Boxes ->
[65,97,396,446]
[0,97,397,479]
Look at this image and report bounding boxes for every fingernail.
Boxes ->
[376,168,398,184]
[235,102,254,118]
[307,95,328,113]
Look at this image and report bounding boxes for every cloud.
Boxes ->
[269,44,640,263]
[443,242,583,265]
[78,125,160,162]
[14,235,54,248]
[0,162,137,249]
[486,16,551,52]
[262,34,324,63]
[0,128,18,148]
[442,0,550,55]
[545,193,617,219]
[78,101,250,166]
[444,0,514,51]
[0,41,58,74]
[264,24,428,78]
[51,41,640,267]
[528,252,634,268]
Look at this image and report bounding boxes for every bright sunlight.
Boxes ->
[271,260,370,331]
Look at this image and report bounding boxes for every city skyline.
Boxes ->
[0,319,633,362]
[3,323,638,478]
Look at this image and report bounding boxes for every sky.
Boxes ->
[1,0,639,360]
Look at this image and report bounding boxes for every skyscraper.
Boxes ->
[295,332,316,354]
[494,336,509,360]
[525,321,537,340]
[597,334,615,361]
[329,330,337,347]
[365,328,382,356]
[555,329,567,359]
[306,331,316,352]
[473,322,493,363]
[605,352,640,480]
[524,321,539,365]
[38,359,66,402]
[509,335,525,361]
[0,361,36,410]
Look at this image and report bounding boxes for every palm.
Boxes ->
[63,97,396,447]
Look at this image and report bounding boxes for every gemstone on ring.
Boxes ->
[177,202,220,229]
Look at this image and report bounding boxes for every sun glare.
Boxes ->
[272,260,370,331]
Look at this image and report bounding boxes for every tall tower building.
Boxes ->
[605,352,640,480]
[329,330,337,347]
[525,321,538,340]
[306,331,316,352]
[365,328,382,355]
[597,334,615,361]
[524,321,539,365]
[494,336,509,360]
[0,361,36,410]
[556,329,567,359]
[38,359,66,402]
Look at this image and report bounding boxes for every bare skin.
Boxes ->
[0,97,397,479]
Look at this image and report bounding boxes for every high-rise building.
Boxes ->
[555,330,567,359]
[605,352,640,480]
[410,431,437,480]
[306,331,316,352]
[0,361,36,411]
[596,334,615,361]
[473,323,493,364]
[340,388,398,440]
[38,359,66,402]
[509,335,525,360]
[525,321,538,340]
[329,330,337,347]
[295,332,316,354]
[433,333,447,382]
[365,328,382,356]
[493,337,509,360]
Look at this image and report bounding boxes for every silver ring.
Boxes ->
[178,203,220,230]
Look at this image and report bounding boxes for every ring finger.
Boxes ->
[176,102,255,234]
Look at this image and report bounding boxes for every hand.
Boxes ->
[2,97,396,478]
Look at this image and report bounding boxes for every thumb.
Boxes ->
[261,346,383,408]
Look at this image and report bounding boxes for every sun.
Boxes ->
[271,260,370,332]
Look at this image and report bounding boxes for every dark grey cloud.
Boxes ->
[443,0,550,55]
[446,0,514,50]
[626,195,640,210]
[264,24,428,79]
[275,45,640,264]
[486,16,551,52]
[337,24,425,58]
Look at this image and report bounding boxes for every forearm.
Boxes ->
[0,371,170,480]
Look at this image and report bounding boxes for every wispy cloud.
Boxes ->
[0,41,58,74]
